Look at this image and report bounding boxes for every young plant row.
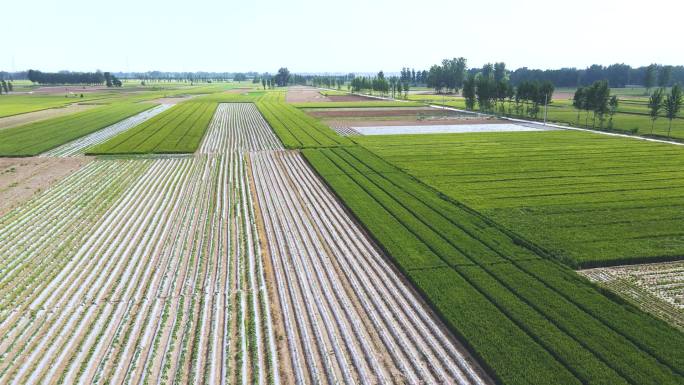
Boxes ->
[357,130,684,267]
[302,145,684,385]
[87,101,218,155]
[41,104,172,157]
[0,152,279,384]
[250,150,486,385]
[198,103,283,153]
[255,102,351,149]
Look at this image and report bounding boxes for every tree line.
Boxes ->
[574,82,682,137]
[27,70,109,85]
[508,64,681,88]
[461,62,554,119]
[350,71,410,98]
[0,80,13,94]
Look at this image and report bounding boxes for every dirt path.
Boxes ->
[0,104,97,130]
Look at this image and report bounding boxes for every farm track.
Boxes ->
[0,102,485,384]
[40,104,172,157]
[250,150,487,385]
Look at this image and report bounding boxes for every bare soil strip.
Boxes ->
[0,104,97,131]
[308,107,454,118]
[286,86,332,103]
[580,261,684,330]
[0,157,91,216]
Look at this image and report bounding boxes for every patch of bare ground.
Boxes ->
[0,157,91,216]
[0,103,97,130]
[326,94,376,102]
[308,107,442,118]
[324,116,505,129]
[552,92,574,100]
[286,86,332,103]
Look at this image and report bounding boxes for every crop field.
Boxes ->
[41,104,173,157]
[198,103,282,153]
[303,145,684,385]
[0,94,116,118]
[0,106,280,384]
[0,102,156,157]
[1,81,682,385]
[304,105,501,136]
[0,98,492,384]
[408,93,684,140]
[250,150,486,384]
[256,101,352,148]
[580,261,684,330]
[0,157,90,216]
[87,101,218,154]
[357,130,684,267]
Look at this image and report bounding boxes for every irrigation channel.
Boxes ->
[0,102,486,384]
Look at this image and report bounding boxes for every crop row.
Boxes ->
[255,102,351,149]
[0,102,156,156]
[87,101,218,155]
[250,150,486,385]
[580,262,684,330]
[41,104,173,157]
[198,103,283,153]
[302,145,684,385]
[0,152,278,384]
[357,130,684,267]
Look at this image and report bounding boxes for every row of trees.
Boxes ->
[509,64,681,88]
[349,71,410,98]
[0,80,13,94]
[574,81,683,135]
[274,68,291,87]
[425,58,467,93]
[646,85,683,137]
[260,78,275,89]
[27,70,109,85]
[114,71,259,83]
[462,72,554,119]
[572,81,619,129]
[103,72,122,87]
[399,68,429,86]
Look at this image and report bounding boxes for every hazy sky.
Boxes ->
[5,0,683,73]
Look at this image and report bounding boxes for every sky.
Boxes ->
[4,0,683,74]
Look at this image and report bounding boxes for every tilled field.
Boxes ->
[0,157,278,384]
[0,102,486,384]
[580,261,684,330]
[250,150,487,384]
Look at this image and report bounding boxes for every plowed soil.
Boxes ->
[0,157,91,216]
